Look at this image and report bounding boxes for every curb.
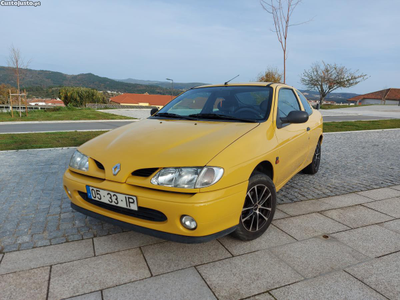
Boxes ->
[324,128,400,134]
[0,129,111,135]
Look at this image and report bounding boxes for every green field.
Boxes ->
[0,107,133,122]
[323,119,400,132]
[0,131,107,151]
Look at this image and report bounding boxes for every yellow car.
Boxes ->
[63,82,322,242]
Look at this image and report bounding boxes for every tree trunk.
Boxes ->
[319,96,324,108]
[283,50,286,84]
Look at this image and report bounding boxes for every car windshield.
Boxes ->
[152,86,273,122]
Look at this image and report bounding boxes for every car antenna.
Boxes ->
[224,74,239,85]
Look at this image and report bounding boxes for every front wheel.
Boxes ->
[303,141,321,174]
[232,173,276,241]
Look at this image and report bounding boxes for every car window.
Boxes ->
[156,86,273,122]
[277,88,301,119]
[295,90,313,116]
[168,93,210,115]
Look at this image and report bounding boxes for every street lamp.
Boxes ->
[166,78,174,99]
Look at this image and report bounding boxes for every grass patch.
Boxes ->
[0,131,107,151]
[0,107,133,122]
[324,119,400,132]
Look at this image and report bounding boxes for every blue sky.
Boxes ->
[0,0,399,93]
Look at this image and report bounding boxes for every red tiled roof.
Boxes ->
[110,93,173,106]
[348,88,400,101]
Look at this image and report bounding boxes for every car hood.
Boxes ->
[79,118,259,182]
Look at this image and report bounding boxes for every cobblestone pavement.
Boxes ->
[0,129,399,253]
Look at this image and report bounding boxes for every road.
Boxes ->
[1,105,399,133]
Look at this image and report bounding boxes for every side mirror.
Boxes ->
[280,111,309,124]
[150,108,158,116]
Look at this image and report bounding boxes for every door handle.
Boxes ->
[307,127,310,131]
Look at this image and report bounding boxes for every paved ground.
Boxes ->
[0,129,399,254]
[0,120,134,134]
[1,186,400,299]
[0,129,400,299]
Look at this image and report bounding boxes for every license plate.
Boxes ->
[86,186,138,211]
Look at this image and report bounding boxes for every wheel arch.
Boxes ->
[251,161,274,181]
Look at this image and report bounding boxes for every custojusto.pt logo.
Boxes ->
[1,0,41,7]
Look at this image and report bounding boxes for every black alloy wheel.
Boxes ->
[233,173,276,241]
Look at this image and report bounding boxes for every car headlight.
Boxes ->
[69,150,89,172]
[151,167,224,189]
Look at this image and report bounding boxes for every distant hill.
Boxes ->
[117,78,208,90]
[300,90,359,103]
[0,66,172,95]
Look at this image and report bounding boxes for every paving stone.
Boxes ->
[142,240,231,275]
[358,188,400,200]
[48,248,150,300]
[363,197,400,218]
[219,225,295,256]
[245,293,275,300]
[332,225,400,258]
[319,193,374,208]
[321,205,393,228]
[273,209,289,219]
[0,239,94,274]
[380,219,400,234]
[94,231,162,256]
[2,244,19,252]
[0,267,50,300]
[273,213,349,240]
[270,271,385,300]
[19,242,34,251]
[66,291,102,300]
[270,236,369,278]
[346,251,400,300]
[197,249,303,300]
[103,268,216,300]
[278,199,334,216]
[51,237,67,245]
[35,240,51,247]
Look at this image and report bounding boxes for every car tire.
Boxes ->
[232,173,276,241]
[303,141,321,175]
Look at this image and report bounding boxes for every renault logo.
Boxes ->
[112,163,121,176]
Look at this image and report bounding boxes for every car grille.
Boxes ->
[131,168,158,177]
[78,191,167,222]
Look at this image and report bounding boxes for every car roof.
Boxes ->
[193,82,293,89]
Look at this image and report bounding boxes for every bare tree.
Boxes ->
[7,45,30,117]
[300,61,368,107]
[260,0,306,84]
[256,67,282,83]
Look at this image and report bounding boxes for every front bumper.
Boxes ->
[63,169,247,242]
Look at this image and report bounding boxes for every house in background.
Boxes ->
[348,88,400,105]
[110,93,173,109]
[28,99,65,106]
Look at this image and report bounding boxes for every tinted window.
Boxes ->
[296,90,313,115]
[277,89,301,119]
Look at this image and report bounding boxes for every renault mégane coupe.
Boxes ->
[63,82,323,242]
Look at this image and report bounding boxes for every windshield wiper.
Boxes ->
[153,112,196,120]
[188,113,257,123]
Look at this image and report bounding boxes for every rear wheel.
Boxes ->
[232,173,276,241]
[303,141,321,175]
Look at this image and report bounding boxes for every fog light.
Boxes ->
[64,185,72,198]
[181,215,197,230]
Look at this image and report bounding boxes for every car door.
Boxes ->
[274,87,310,185]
